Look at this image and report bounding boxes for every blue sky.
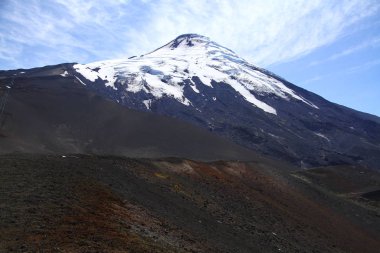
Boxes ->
[1,0,379,116]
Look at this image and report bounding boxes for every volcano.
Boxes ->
[63,34,380,169]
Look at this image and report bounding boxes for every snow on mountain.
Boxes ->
[1,34,380,170]
[73,34,318,115]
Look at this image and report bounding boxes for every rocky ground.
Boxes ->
[1,154,379,252]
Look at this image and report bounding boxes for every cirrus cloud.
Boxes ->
[0,0,379,69]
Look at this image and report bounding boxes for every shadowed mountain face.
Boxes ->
[0,74,257,161]
[1,34,379,169]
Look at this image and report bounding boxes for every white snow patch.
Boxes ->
[227,79,276,114]
[143,99,152,109]
[60,70,69,77]
[314,132,330,142]
[73,64,99,82]
[73,63,117,89]
[189,79,200,93]
[74,76,86,85]
[268,133,281,139]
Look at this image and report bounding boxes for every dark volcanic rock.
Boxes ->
[1,154,379,252]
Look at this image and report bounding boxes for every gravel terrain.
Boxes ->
[1,154,379,252]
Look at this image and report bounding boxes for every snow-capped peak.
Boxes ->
[153,34,212,50]
[146,34,243,65]
[73,34,318,115]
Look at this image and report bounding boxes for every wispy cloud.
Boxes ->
[300,76,323,85]
[329,38,380,61]
[299,58,380,86]
[310,37,380,66]
[0,0,379,69]
[124,0,380,67]
[346,59,380,73]
[0,0,132,68]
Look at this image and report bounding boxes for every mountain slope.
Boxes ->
[69,34,380,169]
[1,34,379,169]
[0,74,257,161]
[1,154,379,252]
